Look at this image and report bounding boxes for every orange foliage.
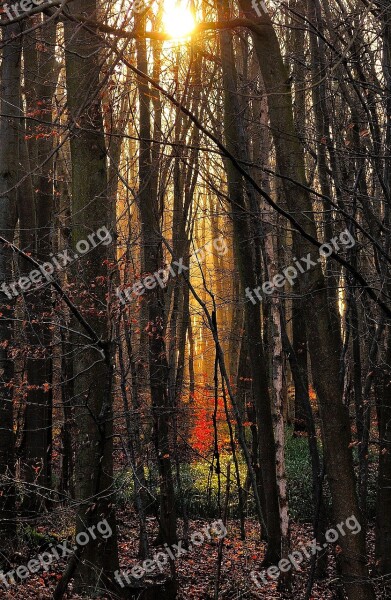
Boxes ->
[189,388,231,455]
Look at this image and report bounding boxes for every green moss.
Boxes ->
[21,525,58,550]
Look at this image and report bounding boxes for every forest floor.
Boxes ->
[1,509,386,599]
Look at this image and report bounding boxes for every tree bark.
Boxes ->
[63,0,119,592]
[218,0,282,564]
[135,13,177,548]
[0,19,22,542]
[20,16,57,513]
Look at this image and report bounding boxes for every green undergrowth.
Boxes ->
[115,429,378,522]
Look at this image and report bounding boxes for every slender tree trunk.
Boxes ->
[375,5,391,578]
[219,0,282,564]
[135,14,177,548]
[118,317,149,559]
[375,326,391,577]
[20,16,57,512]
[59,328,75,500]
[263,206,290,585]
[0,19,22,542]
[292,297,310,433]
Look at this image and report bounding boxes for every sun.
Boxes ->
[163,0,195,38]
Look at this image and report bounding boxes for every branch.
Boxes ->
[0,236,106,353]
[0,0,265,42]
[117,57,391,319]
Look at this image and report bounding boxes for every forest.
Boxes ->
[0,0,390,598]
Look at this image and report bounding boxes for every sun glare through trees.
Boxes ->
[162,0,195,38]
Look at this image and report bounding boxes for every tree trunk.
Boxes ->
[135,14,177,548]
[237,2,375,597]
[219,0,282,564]
[0,19,22,542]
[375,326,391,577]
[20,16,57,513]
[63,0,119,592]
[375,5,391,579]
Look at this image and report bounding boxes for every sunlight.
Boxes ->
[162,0,195,38]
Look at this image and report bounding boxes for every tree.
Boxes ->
[60,0,119,592]
[134,12,178,549]
[218,0,281,564]
[0,19,23,543]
